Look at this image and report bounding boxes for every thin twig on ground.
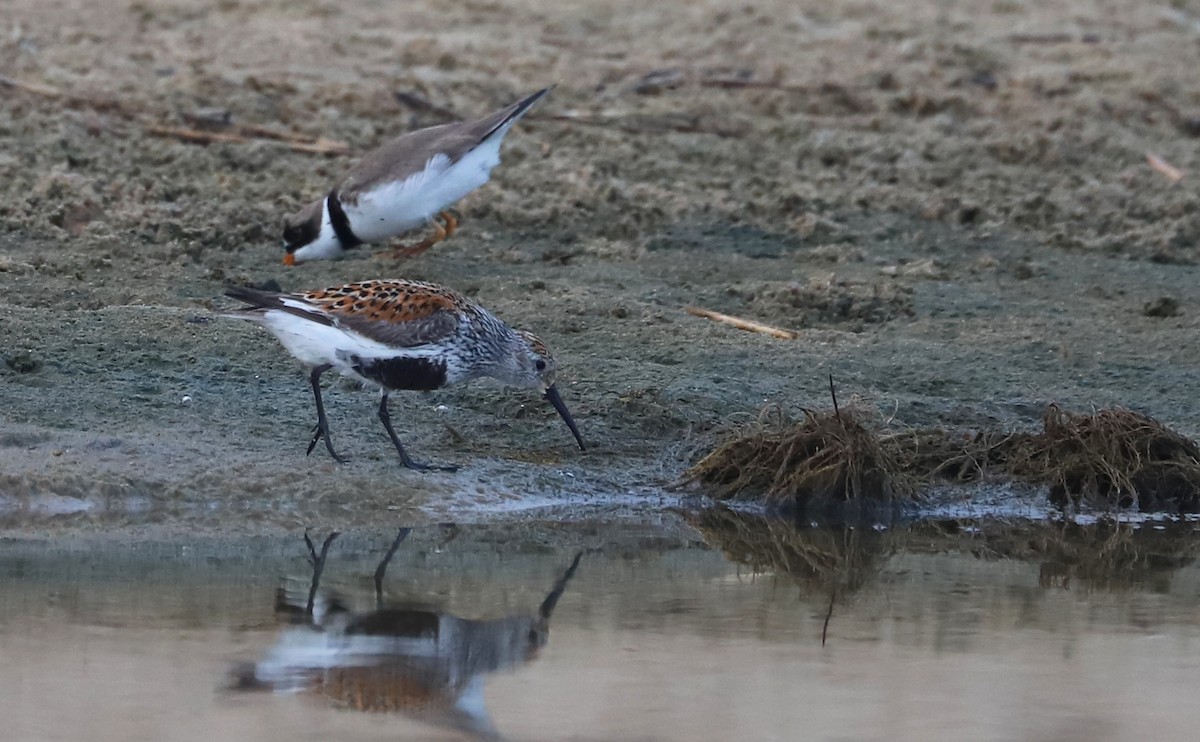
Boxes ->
[393,90,462,120]
[697,78,813,94]
[1007,33,1080,44]
[145,124,253,146]
[1146,152,1185,183]
[535,112,744,138]
[0,74,66,98]
[145,124,349,154]
[685,305,798,339]
[4,74,348,155]
[0,74,129,114]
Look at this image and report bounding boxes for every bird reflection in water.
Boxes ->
[232,528,583,740]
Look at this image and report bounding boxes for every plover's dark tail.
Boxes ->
[476,85,554,142]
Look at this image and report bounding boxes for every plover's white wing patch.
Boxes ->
[344,143,502,244]
[346,154,455,240]
[351,141,502,244]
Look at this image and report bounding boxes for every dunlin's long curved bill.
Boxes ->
[225,278,584,468]
[544,384,586,451]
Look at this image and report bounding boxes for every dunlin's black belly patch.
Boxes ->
[351,355,447,391]
[346,609,439,638]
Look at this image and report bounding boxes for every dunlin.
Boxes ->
[224,279,585,470]
[235,529,582,738]
[282,87,552,265]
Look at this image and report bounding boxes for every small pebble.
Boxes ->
[5,351,40,374]
[1143,296,1180,318]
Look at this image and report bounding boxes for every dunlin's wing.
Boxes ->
[339,87,552,200]
[225,285,334,326]
[299,280,464,348]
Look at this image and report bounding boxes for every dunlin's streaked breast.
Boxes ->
[224,278,585,470]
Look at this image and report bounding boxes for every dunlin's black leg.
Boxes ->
[305,364,347,463]
[303,530,340,619]
[377,393,458,472]
[539,551,584,621]
[373,527,412,606]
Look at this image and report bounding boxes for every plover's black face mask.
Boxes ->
[282,214,320,252]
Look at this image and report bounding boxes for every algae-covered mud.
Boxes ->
[2,0,1200,529]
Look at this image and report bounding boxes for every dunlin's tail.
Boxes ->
[223,285,334,326]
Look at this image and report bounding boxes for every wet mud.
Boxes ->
[2,0,1200,532]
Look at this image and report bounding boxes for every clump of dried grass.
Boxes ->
[903,519,1200,592]
[681,405,915,512]
[1028,520,1199,592]
[1006,405,1200,511]
[682,507,889,596]
[684,401,1200,513]
[884,428,1025,482]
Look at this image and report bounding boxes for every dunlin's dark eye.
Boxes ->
[535,360,547,371]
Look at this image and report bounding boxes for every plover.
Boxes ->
[233,529,582,739]
[282,86,553,265]
[224,278,585,470]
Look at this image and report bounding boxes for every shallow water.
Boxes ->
[3,516,1200,742]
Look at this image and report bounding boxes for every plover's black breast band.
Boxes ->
[351,355,448,391]
[326,190,364,249]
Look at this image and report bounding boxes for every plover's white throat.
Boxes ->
[282,87,553,265]
[223,278,585,470]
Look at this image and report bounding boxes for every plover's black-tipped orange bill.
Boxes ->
[544,384,585,451]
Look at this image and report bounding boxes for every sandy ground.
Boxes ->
[2,0,1200,532]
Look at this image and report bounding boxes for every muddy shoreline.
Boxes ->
[2,0,1200,534]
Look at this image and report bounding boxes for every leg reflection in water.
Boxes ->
[232,528,582,741]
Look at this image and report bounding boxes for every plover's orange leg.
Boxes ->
[440,209,459,239]
[305,364,348,464]
[387,210,459,259]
